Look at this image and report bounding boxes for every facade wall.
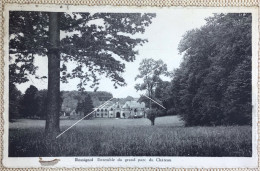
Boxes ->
[93,101,145,118]
[95,109,109,118]
[94,108,145,118]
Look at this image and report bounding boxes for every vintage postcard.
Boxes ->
[2,4,259,169]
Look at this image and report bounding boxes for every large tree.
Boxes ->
[169,13,252,126]
[135,58,168,108]
[35,90,48,120]
[20,85,39,118]
[154,81,171,108]
[76,94,94,119]
[9,11,156,136]
[9,83,22,121]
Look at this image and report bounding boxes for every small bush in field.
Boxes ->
[146,109,158,125]
[146,109,166,125]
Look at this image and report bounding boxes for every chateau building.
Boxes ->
[94,100,146,118]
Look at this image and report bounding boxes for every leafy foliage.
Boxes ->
[146,108,160,125]
[19,85,39,118]
[168,13,252,126]
[11,87,63,120]
[154,81,173,112]
[9,12,48,84]
[61,91,113,113]
[9,12,156,90]
[34,90,48,119]
[135,58,169,108]
[9,83,22,121]
[76,94,94,119]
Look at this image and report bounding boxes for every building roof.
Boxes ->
[125,100,145,109]
[94,100,145,110]
[122,103,130,109]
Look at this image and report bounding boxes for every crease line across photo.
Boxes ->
[56,64,166,138]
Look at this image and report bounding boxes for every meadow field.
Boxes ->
[9,116,252,157]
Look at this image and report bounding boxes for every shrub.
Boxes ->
[146,109,158,125]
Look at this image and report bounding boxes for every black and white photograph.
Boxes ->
[3,5,258,168]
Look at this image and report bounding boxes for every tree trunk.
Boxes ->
[151,119,155,126]
[148,89,152,109]
[45,12,61,136]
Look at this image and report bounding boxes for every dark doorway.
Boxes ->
[116,112,120,118]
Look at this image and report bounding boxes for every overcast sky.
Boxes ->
[16,10,213,98]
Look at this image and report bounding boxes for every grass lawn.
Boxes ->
[9,116,252,157]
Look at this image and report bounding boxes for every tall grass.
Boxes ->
[9,117,251,157]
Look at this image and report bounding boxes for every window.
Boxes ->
[105,109,107,112]
[101,109,103,112]
[111,108,113,111]
[97,109,100,112]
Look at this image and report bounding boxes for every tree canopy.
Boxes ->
[76,94,94,119]
[19,85,39,118]
[9,12,156,90]
[9,83,22,121]
[168,13,252,126]
[135,58,168,108]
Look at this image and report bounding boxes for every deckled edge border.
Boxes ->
[0,0,259,170]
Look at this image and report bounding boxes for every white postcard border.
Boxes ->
[2,4,259,168]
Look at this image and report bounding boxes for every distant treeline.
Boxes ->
[163,13,252,126]
[9,85,49,120]
[9,85,138,120]
[9,86,113,120]
[61,91,113,113]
